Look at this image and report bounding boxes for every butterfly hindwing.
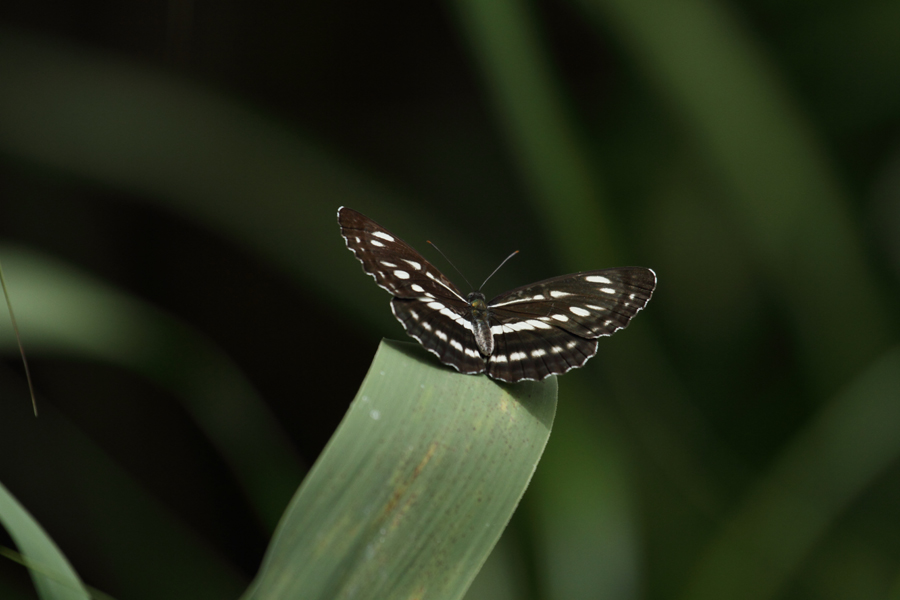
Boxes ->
[486,319,598,382]
[391,298,485,375]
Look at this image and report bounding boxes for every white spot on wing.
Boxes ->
[490,354,508,363]
[422,321,432,331]
[551,314,569,322]
[570,306,590,317]
[411,284,425,293]
[490,296,539,308]
[550,290,571,298]
[450,339,463,352]
[371,240,385,248]
[427,302,444,310]
[491,323,518,335]
[600,287,617,295]
[527,319,552,330]
[464,347,480,358]
[373,231,395,242]
[419,270,465,301]
[394,270,410,279]
[586,275,612,284]
[531,349,546,358]
[380,260,397,268]
[404,259,422,270]
[435,330,447,341]
[441,308,460,322]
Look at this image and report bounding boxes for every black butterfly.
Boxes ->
[338,207,656,383]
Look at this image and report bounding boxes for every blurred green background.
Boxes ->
[1,0,900,599]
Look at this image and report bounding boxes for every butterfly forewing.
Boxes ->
[483,268,655,380]
[338,207,657,383]
[488,268,656,338]
[338,207,466,303]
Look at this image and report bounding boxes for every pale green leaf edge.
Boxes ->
[245,339,557,600]
[0,480,90,600]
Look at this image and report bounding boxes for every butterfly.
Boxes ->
[338,207,656,383]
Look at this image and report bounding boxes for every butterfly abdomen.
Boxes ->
[466,293,495,357]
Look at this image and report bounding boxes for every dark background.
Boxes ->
[1,0,900,599]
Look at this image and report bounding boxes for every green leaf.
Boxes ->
[0,244,302,531]
[683,347,900,600]
[245,339,557,600]
[572,0,892,390]
[0,480,90,600]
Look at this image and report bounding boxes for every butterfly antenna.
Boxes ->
[427,240,475,290]
[479,250,519,291]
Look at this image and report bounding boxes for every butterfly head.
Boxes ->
[467,292,489,318]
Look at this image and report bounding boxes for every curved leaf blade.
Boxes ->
[0,480,90,600]
[246,340,557,600]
